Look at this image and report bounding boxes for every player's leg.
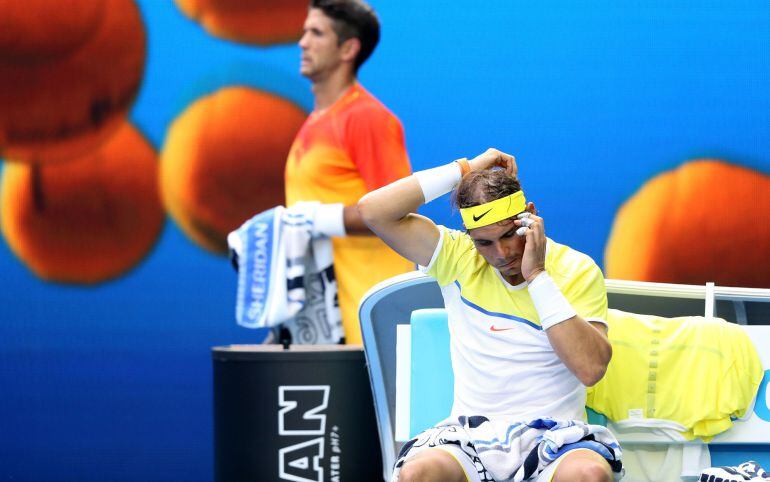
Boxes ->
[398,447,473,482]
[536,448,613,482]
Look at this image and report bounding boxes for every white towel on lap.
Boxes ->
[462,416,624,482]
[393,417,623,482]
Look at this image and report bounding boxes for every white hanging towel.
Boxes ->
[228,205,343,344]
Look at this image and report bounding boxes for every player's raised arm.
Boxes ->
[358,148,516,267]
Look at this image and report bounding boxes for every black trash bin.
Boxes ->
[213,345,383,482]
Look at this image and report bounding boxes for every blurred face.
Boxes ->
[298,8,343,81]
[469,219,527,285]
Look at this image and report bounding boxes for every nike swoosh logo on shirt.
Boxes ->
[472,209,493,222]
[490,325,514,332]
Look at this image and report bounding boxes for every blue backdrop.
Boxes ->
[1,1,769,479]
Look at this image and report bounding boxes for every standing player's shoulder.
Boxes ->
[342,97,403,142]
[346,91,396,121]
[347,84,399,118]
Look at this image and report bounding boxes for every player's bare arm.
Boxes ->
[516,211,612,386]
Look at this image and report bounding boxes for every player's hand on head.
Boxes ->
[468,148,518,177]
[515,210,547,282]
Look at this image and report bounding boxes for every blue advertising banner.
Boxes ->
[1,1,769,480]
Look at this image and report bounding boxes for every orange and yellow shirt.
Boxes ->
[285,83,413,344]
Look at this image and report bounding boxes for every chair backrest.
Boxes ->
[359,273,770,481]
[605,279,770,324]
[359,272,444,481]
[408,309,453,438]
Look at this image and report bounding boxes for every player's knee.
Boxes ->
[574,460,612,482]
[397,459,431,482]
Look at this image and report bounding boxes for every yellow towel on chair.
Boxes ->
[586,309,763,441]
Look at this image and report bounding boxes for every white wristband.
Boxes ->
[528,272,577,330]
[227,230,243,258]
[413,162,462,204]
[313,203,346,237]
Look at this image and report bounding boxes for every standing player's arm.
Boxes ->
[515,213,611,386]
[342,205,374,235]
[311,196,394,238]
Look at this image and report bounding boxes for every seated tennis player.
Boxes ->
[358,149,622,482]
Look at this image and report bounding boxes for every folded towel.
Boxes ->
[458,416,624,482]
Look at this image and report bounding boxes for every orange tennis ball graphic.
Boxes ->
[0,0,105,61]
[175,0,307,45]
[0,0,146,163]
[159,86,306,254]
[605,160,770,288]
[0,122,164,284]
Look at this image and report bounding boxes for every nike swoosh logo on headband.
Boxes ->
[472,209,493,222]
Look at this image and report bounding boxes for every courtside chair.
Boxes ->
[359,272,770,482]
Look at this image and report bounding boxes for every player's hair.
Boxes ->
[310,0,380,72]
[453,169,522,209]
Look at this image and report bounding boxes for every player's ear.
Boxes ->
[340,37,360,64]
[526,202,537,216]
